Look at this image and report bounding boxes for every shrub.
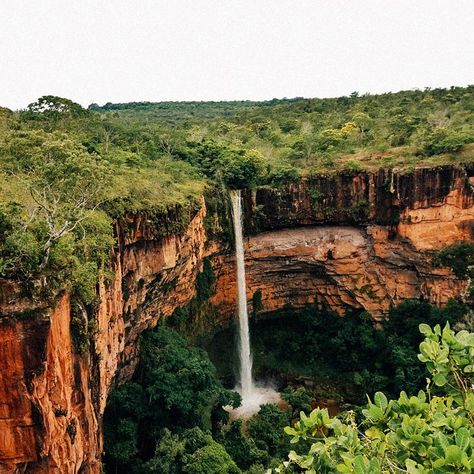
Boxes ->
[343,159,362,171]
[422,128,471,156]
[282,323,474,473]
[433,242,474,278]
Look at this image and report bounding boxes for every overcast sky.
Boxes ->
[0,0,473,110]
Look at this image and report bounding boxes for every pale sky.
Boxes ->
[0,0,473,110]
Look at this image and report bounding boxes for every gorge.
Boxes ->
[0,164,473,472]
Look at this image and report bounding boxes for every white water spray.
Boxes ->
[229,190,280,418]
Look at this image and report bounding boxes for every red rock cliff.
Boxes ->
[0,166,472,472]
[0,202,207,473]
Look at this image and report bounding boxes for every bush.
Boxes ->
[283,323,474,474]
[422,128,471,156]
[433,242,474,278]
[343,159,362,171]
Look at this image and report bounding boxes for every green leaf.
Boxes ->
[445,445,463,464]
[353,456,367,474]
[455,427,470,452]
[406,459,422,474]
[374,392,388,411]
[464,392,474,412]
[419,323,432,336]
[432,458,446,468]
[365,426,382,440]
[433,373,447,387]
[288,450,298,462]
[336,464,351,473]
[435,432,449,456]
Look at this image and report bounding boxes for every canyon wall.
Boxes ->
[0,202,207,473]
[211,165,474,318]
[241,165,474,242]
[0,165,472,472]
[210,225,465,320]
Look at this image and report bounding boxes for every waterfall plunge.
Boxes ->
[230,190,280,418]
[230,190,254,399]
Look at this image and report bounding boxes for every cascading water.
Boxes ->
[229,190,280,418]
[230,190,254,399]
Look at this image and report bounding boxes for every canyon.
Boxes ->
[0,165,473,473]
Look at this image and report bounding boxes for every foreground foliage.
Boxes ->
[282,323,474,473]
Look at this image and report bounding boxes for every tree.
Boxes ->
[144,428,241,474]
[103,327,240,473]
[136,327,238,431]
[220,419,269,470]
[0,131,110,269]
[247,404,291,459]
[218,147,265,189]
[183,442,241,474]
[282,387,312,419]
[422,128,471,156]
[24,95,88,119]
[351,112,373,141]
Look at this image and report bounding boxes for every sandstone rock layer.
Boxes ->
[0,166,472,472]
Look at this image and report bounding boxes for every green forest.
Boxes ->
[102,299,474,473]
[1,86,474,473]
[2,87,474,297]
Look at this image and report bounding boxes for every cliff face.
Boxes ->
[0,295,99,473]
[210,225,465,320]
[242,166,474,241]
[211,166,474,319]
[0,203,207,473]
[0,166,473,472]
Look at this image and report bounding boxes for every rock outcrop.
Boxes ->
[0,202,207,473]
[0,165,472,473]
[0,295,99,473]
[210,225,466,320]
[242,166,474,239]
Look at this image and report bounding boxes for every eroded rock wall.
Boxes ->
[0,202,207,473]
[210,225,466,320]
[242,166,474,239]
[0,166,472,473]
[0,295,99,474]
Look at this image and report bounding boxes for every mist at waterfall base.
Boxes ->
[228,190,281,419]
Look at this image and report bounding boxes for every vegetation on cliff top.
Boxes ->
[0,97,205,317]
[1,86,473,315]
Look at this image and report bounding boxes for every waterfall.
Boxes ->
[230,189,254,398]
[228,190,280,418]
